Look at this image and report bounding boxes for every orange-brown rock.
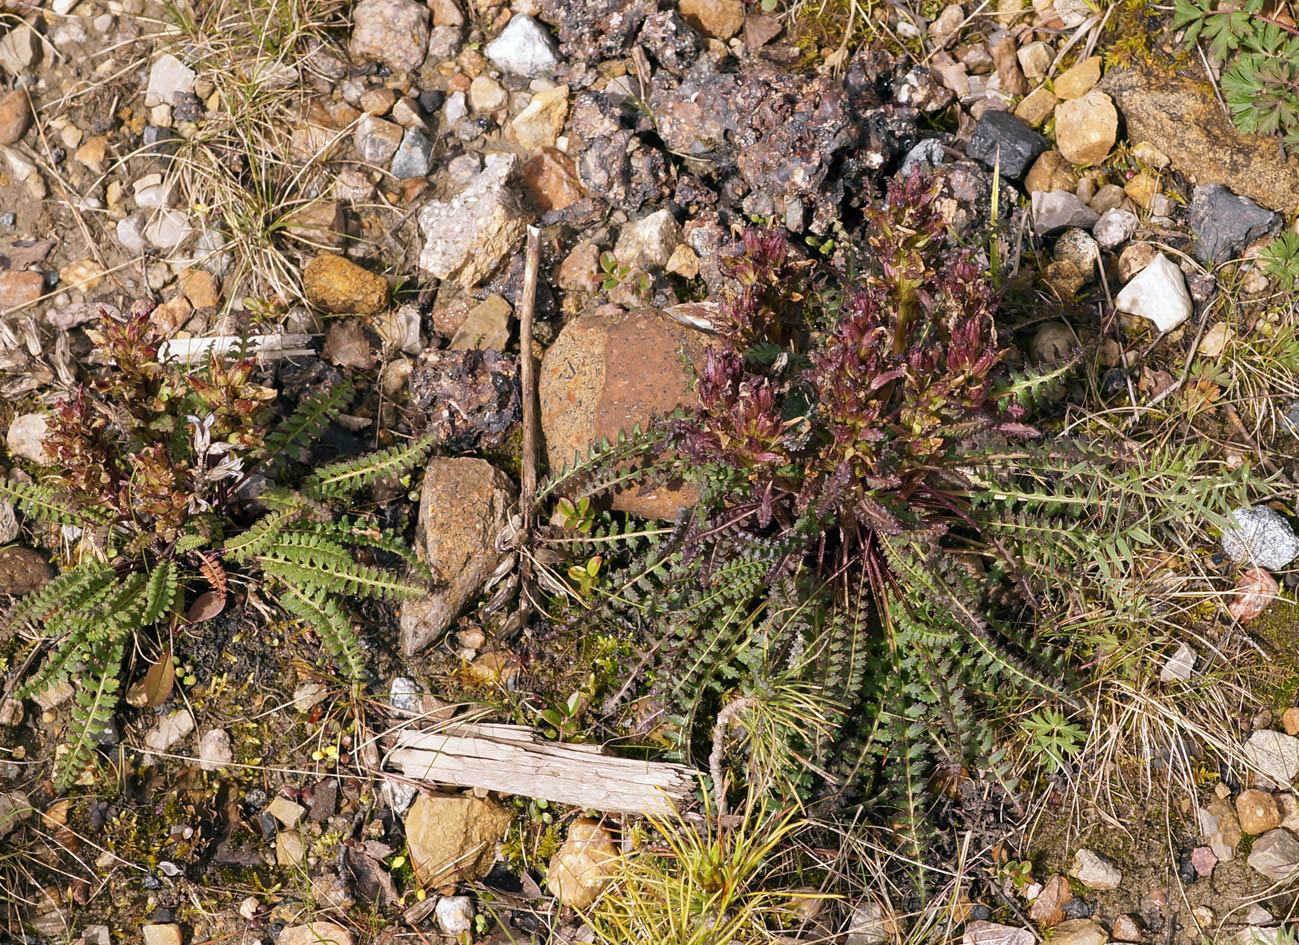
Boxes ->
[539,307,709,520]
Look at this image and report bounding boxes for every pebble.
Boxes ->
[0,25,40,76]
[928,3,966,48]
[7,413,50,464]
[0,90,30,146]
[1088,183,1125,214]
[0,547,53,595]
[843,901,903,945]
[1132,140,1170,169]
[1054,228,1098,278]
[435,896,475,936]
[1198,322,1232,357]
[276,830,306,866]
[143,209,194,250]
[1221,506,1299,571]
[1187,184,1280,265]
[968,107,1047,179]
[511,84,569,149]
[963,923,1034,945]
[427,24,462,61]
[349,0,430,72]
[449,294,511,351]
[279,923,353,945]
[1247,827,1299,881]
[303,253,389,314]
[468,75,506,112]
[680,0,745,39]
[1124,172,1159,209]
[390,676,421,714]
[1054,90,1117,166]
[614,209,682,270]
[142,924,182,945]
[1112,914,1142,941]
[1031,190,1098,235]
[1026,150,1079,194]
[197,728,233,771]
[1118,242,1157,281]
[546,818,618,909]
[59,258,106,293]
[1114,252,1192,332]
[1284,708,1299,736]
[376,304,423,354]
[1051,919,1108,945]
[484,14,559,77]
[1238,789,1282,834]
[354,114,403,164]
[1243,729,1299,786]
[1190,844,1217,878]
[143,709,195,756]
[1093,208,1137,250]
[1016,41,1052,78]
[145,54,195,108]
[1015,87,1057,126]
[522,147,584,211]
[1159,642,1196,682]
[417,152,531,287]
[390,128,433,179]
[359,87,396,115]
[268,796,306,828]
[1068,848,1122,889]
[1053,56,1101,99]
[0,698,21,727]
[0,270,46,309]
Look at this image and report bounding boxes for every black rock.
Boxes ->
[968,904,992,922]
[1177,849,1198,884]
[967,109,1047,180]
[1188,184,1280,265]
[418,89,445,114]
[1101,366,1128,398]
[1061,897,1093,919]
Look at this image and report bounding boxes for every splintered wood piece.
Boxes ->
[158,333,315,364]
[385,722,697,817]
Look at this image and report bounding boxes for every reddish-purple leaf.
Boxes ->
[187,590,225,623]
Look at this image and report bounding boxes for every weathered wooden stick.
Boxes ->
[158,333,314,364]
[385,722,698,817]
[518,225,541,528]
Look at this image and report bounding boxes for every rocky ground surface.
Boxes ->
[1,0,1299,941]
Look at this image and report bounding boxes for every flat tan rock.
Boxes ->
[1102,65,1299,212]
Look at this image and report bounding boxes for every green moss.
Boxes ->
[1239,597,1299,707]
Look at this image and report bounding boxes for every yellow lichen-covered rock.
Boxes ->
[302,252,389,315]
[404,792,513,887]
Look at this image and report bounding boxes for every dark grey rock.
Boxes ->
[967,109,1047,179]
[1188,184,1281,265]
[390,128,433,178]
[1031,190,1098,235]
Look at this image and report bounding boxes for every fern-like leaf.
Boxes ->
[53,637,124,790]
[258,382,354,473]
[256,552,425,601]
[301,434,436,501]
[0,479,113,530]
[277,580,365,678]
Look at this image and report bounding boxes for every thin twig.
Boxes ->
[519,225,541,531]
